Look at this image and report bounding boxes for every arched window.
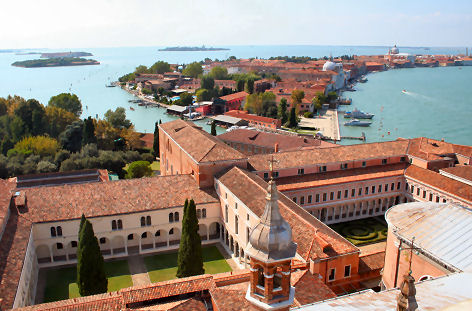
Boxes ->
[197,209,202,219]
[117,220,123,230]
[257,268,265,288]
[56,243,63,249]
[169,213,174,223]
[273,269,282,290]
[128,234,134,240]
[141,232,147,239]
[112,220,117,230]
[71,241,78,248]
[202,208,207,218]
[225,205,228,223]
[235,216,239,234]
[146,216,151,226]
[140,216,146,227]
[99,237,106,244]
[174,212,179,222]
[50,227,56,237]
[155,230,161,237]
[169,228,174,235]
[56,226,62,236]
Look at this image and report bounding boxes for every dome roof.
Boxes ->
[391,45,399,54]
[245,178,297,262]
[322,61,337,71]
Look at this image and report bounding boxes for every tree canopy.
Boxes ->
[104,107,132,129]
[200,76,215,90]
[182,62,203,78]
[48,93,83,117]
[209,66,229,80]
[126,160,153,178]
[149,61,171,74]
[10,135,59,157]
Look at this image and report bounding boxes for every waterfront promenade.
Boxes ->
[299,109,340,141]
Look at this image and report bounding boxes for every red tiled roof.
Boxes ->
[219,91,248,102]
[224,110,280,125]
[248,140,410,171]
[405,165,472,203]
[14,293,124,311]
[160,120,246,163]
[216,167,358,260]
[22,174,219,223]
[139,133,154,149]
[358,252,386,274]
[291,270,336,306]
[440,165,472,183]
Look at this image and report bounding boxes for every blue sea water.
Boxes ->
[0,45,470,142]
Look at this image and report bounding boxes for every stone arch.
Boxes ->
[36,244,51,263]
[140,231,154,250]
[209,222,220,240]
[168,227,181,245]
[112,235,125,255]
[66,240,78,260]
[155,229,168,248]
[198,224,208,240]
[127,233,139,254]
[52,242,66,261]
[98,237,111,256]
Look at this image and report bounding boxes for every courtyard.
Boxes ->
[329,216,388,246]
[37,245,231,303]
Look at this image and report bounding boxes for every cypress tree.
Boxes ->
[177,199,204,278]
[152,121,159,158]
[79,214,86,237]
[210,120,217,136]
[82,116,97,145]
[77,218,108,296]
[288,107,298,128]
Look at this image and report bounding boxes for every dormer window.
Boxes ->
[298,168,304,175]
[340,163,348,170]
[382,159,388,165]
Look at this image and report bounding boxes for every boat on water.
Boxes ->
[105,84,116,88]
[344,108,374,119]
[129,107,135,111]
[359,76,368,83]
[344,119,372,127]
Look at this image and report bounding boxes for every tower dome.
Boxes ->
[246,177,297,262]
[323,60,337,71]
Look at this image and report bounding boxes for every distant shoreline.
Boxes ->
[12,57,100,68]
[159,46,230,52]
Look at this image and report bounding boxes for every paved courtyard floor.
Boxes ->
[298,109,340,140]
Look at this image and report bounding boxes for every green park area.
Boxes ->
[144,245,232,283]
[43,260,132,302]
[330,217,388,246]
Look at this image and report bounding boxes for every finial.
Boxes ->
[268,155,279,179]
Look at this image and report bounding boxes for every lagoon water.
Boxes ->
[0,45,470,143]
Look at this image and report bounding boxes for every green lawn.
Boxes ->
[144,246,231,283]
[330,217,388,246]
[43,260,133,303]
[150,161,160,171]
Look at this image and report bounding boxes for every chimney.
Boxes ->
[397,274,418,311]
[274,143,279,153]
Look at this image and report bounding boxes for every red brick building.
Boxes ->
[224,110,282,130]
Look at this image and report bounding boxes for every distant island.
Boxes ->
[40,51,93,58]
[12,57,100,68]
[159,46,229,52]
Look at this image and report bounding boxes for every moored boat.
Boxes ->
[344,108,374,119]
[344,119,372,127]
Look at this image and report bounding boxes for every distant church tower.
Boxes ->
[245,160,297,310]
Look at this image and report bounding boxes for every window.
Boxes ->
[365,187,369,195]
[146,216,151,226]
[174,212,179,222]
[340,163,348,169]
[417,188,420,196]
[225,192,227,199]
[202,208,207,218]
[117,220,123,230]
[169,213,174,223]
[57,226,62,236]
[141,232,147,239]
[385,184,388,192]
[316,194,320,202]
[71,241,78,248]
[411,185,415,193]
[264,172,269,179]
[344,265,351,277]
[169,228,174,235]
[235,216,239,234]
[128,234,134,240]
[112,220,117,230]
[225,205,228,223]
[141,217,146,227]
[298,168,305,175]
[344,190,348,198]
[235,203,238,209]
[382,159,387,165]
[328,268,336,281]
[257,268,265,288]
[197,209,202,219]
[397,182,401,190]
[330,192,334,200]
[319,166,326,172]
[429,193,433,201]
[56,243,63,250]
[358,188,362,196]
[378,185,382,193]
[391,183,395,191]
[247,214,250,221]
[273,171,279,178]
[423,191,426,199]
[155,230,161,237]
[351,189,355,197]
[443,198,447,203]
[323,193,327,201]
[300,196,305,205]
[436,196,440,203]
[100,237,106,244]
[308,195,312,203]
[362,161,366,167]
[400,156,406,162]
[50,227,56,237]
[292,197,297,203]
[337,191,341,199]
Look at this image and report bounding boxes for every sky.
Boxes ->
[1,0,471,49]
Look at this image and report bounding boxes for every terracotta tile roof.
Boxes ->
[358,252,386,274]
[0,210,33,310]
[407,137,456,161]
[139,133,155,149]
[210,283,257,311]
[0,180,14,237]
[218,129,336,152]
[159,120,246,163]
[22,174,219,223]
[275,163,407,191]
[219,91,248,102]
[405,165,472,203]
[440,165,472,182]
[167,297,207,310]
[291,270,336,306]
[216,167,358,261]
[224,110,280,126]
[15,169,108,189]
[14,293,124,311]
[121,274,215,304]
[248,140,410,171]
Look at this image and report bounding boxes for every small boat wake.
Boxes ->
[401,90,433,101]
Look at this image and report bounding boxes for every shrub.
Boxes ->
[303,111,314,118]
